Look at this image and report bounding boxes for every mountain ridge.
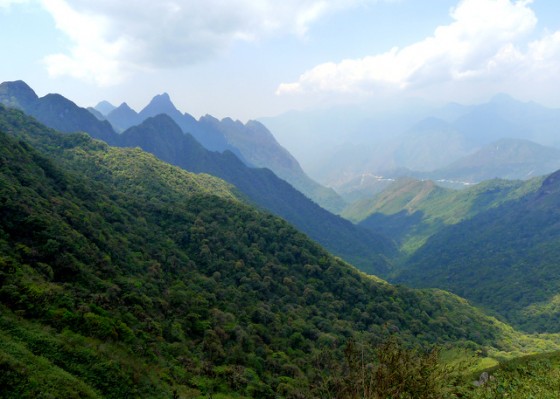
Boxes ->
[0,82,389,275]
[97,88,346,212]
[116,114,394,275]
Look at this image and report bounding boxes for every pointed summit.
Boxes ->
[107,102,141,132]
[139,92,182,121]
[0,80,39,110]
[94,100,117,116]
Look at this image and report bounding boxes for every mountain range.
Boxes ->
[0,80,388,275]
[427,138,560,183]
[261,94,560,201]
[97,93,346,213]
[4,104,556,397]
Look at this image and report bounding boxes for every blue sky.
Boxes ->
[1,0,559,120]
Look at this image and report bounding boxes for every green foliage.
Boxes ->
[315,336,460,399]
[396,172,560,333]
[118,114,395,275]
[345,177,540,255]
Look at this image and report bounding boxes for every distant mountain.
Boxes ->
[393,117,472,172]
[258,98,434,179]
[106,102,142,132]
[331,117,473,201]
[395,170,560,333]
[454,93,560,147]
[197,115,347,213]
[138,92,185,122]
[0,79,38,110]
[138,93,235,154]
[101,91,346,212]
[87,107,105,121]
[94,100,116,115]
[431,138,560,182]
[261,94,560,200]
[0,80,118,144]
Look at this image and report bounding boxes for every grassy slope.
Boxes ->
[344,177,541,255]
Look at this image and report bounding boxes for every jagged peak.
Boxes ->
[116,102,136,112]
[140,92,181,118]
[149,92,173,106]
[220,116,244,128]
[200,114,220,124]
[246,120,267,129]
[155,92,171,101]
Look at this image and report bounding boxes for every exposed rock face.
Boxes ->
[473,371,492,387]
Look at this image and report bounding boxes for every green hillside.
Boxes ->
[345,177,541,254]
[344,175,560,333]
[395,171,560,333]
[0,81,393,276]
[2,105,560,397]
[117,114,395,276]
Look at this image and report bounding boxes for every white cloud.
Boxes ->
[39,0,380,85]
[41,0,127,86]
[277,0,544,95]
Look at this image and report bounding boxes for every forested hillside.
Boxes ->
[343,174,560,334]
[2,105,556,397]
[0,80,392,276]
[346,177,541,254]
[118,114,394,275]
[395,171,560,333]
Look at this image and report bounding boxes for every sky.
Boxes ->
[1,0,560,121]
